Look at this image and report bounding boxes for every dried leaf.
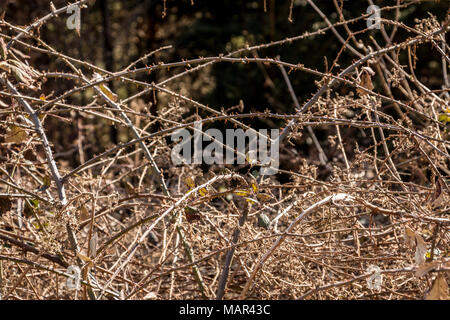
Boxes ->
[5,125,27,144]
[10,65,33,86]
[404,226,416,248]
[0,61,11,72]
[77,252,94,269]
[415,233,427,265]
[77,252,92,263]
[426,274,449,300]
[416,261,440,277]
[9,59,40,78]
[357,67,374,95]
[432,177,445,208]
[256,192,272,203]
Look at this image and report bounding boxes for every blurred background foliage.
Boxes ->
[2,0,448,169]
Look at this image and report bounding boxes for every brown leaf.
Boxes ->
[256,192,272,203]
[185,212,201,223]
[416,261,440,277]
[404,226,416,249]
[0,61,11,72]
[357,67,374,95]
[425,274,449,300]
[415,233,427,265]
[5,125,27,144]
[0,196,12,216]
[10,65,33,86]
[79,205,90,221]
[432,177,445,208]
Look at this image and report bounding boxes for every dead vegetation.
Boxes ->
[0,0,449,300]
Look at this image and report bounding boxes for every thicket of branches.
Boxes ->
[0,0,449,300]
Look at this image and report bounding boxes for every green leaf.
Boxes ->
[438,114,450,123]
[29,199,39,208]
